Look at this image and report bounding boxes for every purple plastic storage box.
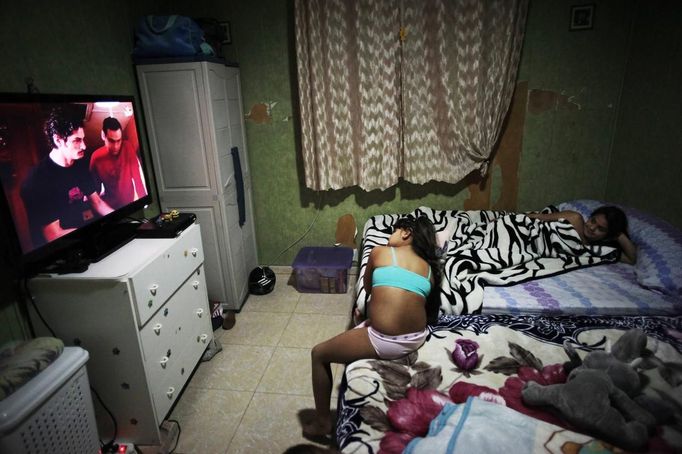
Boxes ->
[293,247,354,293]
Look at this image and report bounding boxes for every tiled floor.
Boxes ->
[168,269,356,453]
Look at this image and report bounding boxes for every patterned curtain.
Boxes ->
[401,0,528,184]
[294,0,528,191]
[295,0,401,191]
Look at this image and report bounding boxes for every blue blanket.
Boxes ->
[405,397,607,453]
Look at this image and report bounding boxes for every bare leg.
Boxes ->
[305,327,378,437]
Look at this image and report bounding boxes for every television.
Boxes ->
[0,93,154,276]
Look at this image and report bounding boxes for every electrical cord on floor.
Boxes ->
[91,386,118,451]
[22,279,119,449]
[265,191,323,267]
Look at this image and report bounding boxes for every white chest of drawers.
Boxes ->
[27,223,213,445]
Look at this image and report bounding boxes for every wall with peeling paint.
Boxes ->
[0,0,678,341]
[514,0,634,212]
[230,0,682,264]
[606,1,682,227]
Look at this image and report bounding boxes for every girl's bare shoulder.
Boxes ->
[369,245,390,261]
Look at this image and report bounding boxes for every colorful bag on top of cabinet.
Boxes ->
[132,15,214,58]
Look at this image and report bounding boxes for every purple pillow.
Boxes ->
[558,200,682,298]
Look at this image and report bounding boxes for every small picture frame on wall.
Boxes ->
[220,21,232,45]
[570,4,595,31]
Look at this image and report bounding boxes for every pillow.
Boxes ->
[558,199,682,298]
[0,337,64,400]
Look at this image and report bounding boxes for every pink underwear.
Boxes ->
[356,320,429,360]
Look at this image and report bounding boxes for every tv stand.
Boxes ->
[26,223,213,445]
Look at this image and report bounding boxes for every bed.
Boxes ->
[336,200,682,452]
[353,200,682,317]
[337,314,682,453]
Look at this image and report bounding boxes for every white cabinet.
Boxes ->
[136,60,258,311]
[27,223,213,445]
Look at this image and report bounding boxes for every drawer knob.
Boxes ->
[196,308,204,317]
[153,323,162,335]
[192,280,200,290]
[160,356,169,368]
[191,248,198,257]
[149,284,159,296]
[200,333,209,343]
[167,387,175,399]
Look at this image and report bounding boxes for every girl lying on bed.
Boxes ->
[528,205,637,264]
[304,216,442,439]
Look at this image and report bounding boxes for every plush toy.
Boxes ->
[521,329,666,452]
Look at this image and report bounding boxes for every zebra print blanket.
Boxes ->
[355,206,619,315]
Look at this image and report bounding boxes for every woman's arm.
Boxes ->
[363,247,379,296]
[355,247,380,325]
[616,233,637,264]
[527,210,585,238]
[527,210,581,223]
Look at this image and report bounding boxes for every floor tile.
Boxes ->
[241,281,300,313]
[189,344,275,392]
[226,393,328,454]
[257,346,348,399]
[295,291,354,316]
[257,346,311,395]
[331,363,345,398]
[278,313,349,348]
[219,312,291,346]
[170,387,253,454]
[177,282,355,453]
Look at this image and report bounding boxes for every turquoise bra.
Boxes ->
[372,247,432,298]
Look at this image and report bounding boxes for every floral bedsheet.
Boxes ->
[336,314,682,453]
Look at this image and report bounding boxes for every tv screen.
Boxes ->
[0,93,153,274]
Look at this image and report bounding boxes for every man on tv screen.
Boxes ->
[20,106,114,246]
[90,116,147,210]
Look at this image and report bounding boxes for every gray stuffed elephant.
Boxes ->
[521,329,667,452]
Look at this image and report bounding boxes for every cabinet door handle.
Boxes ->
[160,356,169,368]
[153,323,162,335]
[191,248,198,257]
[196,308,204,317]
[200,333,209,343]
[149,284,159,296]
[166,387,175,399]
[192,280,200,289]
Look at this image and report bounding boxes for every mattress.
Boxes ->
[336,314,682,453]
[482,262,682,316]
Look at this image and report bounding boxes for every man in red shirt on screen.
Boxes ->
[89,117,147,210]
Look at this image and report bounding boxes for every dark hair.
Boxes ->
[591,206,628,239]
[44,106,83,149]
[394,215,442,324]
[102,116,122,133]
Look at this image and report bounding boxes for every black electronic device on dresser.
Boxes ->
[136,212,197,238]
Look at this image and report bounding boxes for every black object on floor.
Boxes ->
[249,266,276,295]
